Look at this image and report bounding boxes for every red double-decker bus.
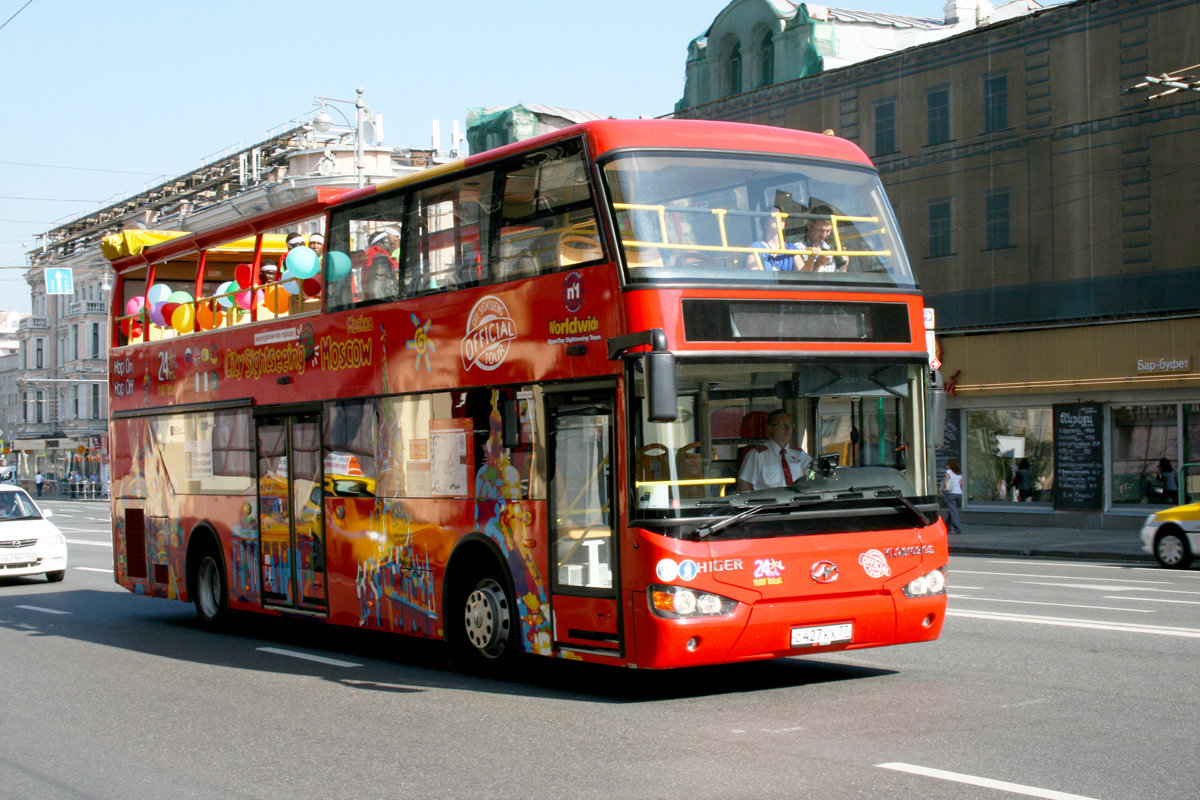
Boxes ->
[105,119,947,670]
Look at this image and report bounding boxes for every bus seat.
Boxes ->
[675,441,705,498]
[737,410,770,469]
[635,443,670,484]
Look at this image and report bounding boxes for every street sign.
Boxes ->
[45,267,74,295]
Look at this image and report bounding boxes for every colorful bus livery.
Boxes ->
[107,119,947,670]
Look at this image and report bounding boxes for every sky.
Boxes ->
[0,0,1067,313]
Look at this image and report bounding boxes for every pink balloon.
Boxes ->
[125,296,145,316]
[235,289,263,310]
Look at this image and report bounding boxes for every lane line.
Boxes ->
[74,566,111,573]
[954,569,1170,584]
[66,538,112,548]
[948,594,1152,613]
[878,762,1099,800]
[1020,581,1200,595]
[1109,595,1200,605]
[256,646,361,668]
[15,605,70,615]
[949,609,1200,638]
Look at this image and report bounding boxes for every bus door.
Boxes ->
[256,410,327,614]
[546,389,621,655]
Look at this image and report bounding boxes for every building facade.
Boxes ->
[677,0,1200,526]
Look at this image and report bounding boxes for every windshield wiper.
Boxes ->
[694,496,836,540]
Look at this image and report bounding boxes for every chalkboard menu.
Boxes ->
[1053,403,1104,510]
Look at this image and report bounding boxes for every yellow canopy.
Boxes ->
[100,230,291,261]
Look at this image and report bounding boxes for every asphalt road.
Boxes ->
[2,501,1198,799]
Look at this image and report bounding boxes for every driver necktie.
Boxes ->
[780,448,793,485]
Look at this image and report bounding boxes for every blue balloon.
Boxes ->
[286,246,319,279]
[147,283,171,305]
[325,250,352,281]
[278,269,301,295]
[215,281,235,309]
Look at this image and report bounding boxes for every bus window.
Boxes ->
[496,139,602,282]
[326,192,405,310]
[406,172,496,295]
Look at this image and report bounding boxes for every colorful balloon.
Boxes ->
[149,302,167,327]
[302,277,322,297]
[263,286,290,315]
[147,283,171,305]
[278,268,300,295]
[286,246,319,279]
[167,290,193,305]
[170,303,195,334]
[125,296,145,316]
[235,263,254,288]
[235,289,263,310]
[196,300,223,331]
[215,281,235,309]
[325,251,352,281]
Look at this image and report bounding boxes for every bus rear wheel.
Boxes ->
[456,573,518,666]
[193,548,229,627]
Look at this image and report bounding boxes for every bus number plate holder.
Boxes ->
[791,622,852,648]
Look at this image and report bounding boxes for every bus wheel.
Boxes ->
[193,548,229,626]
[459,574,516,664]
[1154,527,1193,569]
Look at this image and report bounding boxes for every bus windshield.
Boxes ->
[630,358,934,529]
[602,151,915,289]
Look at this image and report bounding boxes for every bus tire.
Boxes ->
[1154,527,1193,569]
[451,565,519,669]
[192,544,230,627]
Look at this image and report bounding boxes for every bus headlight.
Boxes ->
[902,568,947,598]
[649,585,738,619]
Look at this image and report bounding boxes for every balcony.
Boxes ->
[66,300,107,318]
[18,316,49,332]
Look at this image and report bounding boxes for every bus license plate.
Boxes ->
[791,623,852,648]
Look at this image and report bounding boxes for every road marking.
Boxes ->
[74,566,111,573]
[66,538,112,548]
[256,646,361,668]
[949,608,1200,638]
[1110,595,1200,605]
[956,569,1170,584]
[878,762,1099,800]
[1020,581,1200,595]
[949,594,1152,613]
[15,605,70,615]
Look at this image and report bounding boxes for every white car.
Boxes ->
[1140,501,1200,569]
[0,485,68,582]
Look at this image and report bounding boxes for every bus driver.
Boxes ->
[737,409,812,491]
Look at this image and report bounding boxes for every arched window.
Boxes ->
[729,42,742,95]
[759,31,774,87]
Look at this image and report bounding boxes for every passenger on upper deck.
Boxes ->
[747,207,800,270]
[797,205,849,273]
[364,227,400,300]
[308,232,324,257]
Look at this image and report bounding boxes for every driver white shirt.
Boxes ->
[739,440,812,490]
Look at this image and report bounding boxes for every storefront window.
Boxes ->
[1111,404,1178,505]
[965,408,1053,503]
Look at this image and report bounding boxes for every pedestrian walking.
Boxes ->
[35,471,43,497]
[941,459,964,534]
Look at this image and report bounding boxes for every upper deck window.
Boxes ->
[601,151,916,291]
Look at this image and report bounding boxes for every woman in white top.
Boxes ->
[941,459,964,534]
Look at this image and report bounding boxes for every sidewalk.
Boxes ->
[949,522,1152,563]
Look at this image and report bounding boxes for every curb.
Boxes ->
[951,543,1154,563]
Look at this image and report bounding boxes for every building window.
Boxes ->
[928,200,952,257]
[758,31,774,88]
[35,339,43,369]
[965,408,1054,503]
[92,383,102,419]
[984,74,1008,133]
[92,322,100,357]
[985,192,1011,250]
[1111,405,1180,505]
[874,98,897,156]
[35,391,43,424]
[74,386,80,418]
[729,41,742,95]
[927,86,950,145]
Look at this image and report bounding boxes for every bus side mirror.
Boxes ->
[929,370,947,449]
[645,351,677,422]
